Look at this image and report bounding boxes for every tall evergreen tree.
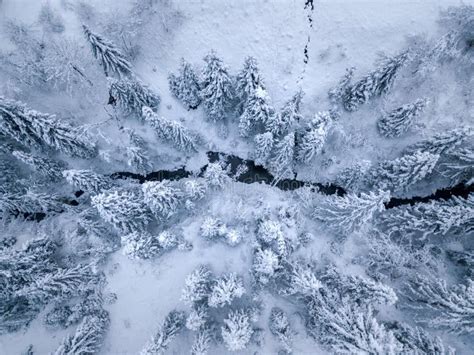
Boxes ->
[142,180,182,219]
[404,127,473,155]
[91,189,151,233]
[82,25,132,77]
[343,52,409,111]
[169,59,202,110]
[297,111,332,164]
[143,107,198,152]
[221,309,254,351]
[268,90,304,136]
[377,98,429,138]
[12,150,64,181]
[63,169,112,194]
[254,132,274,166]
[313,190,390,234]
[239,86,275,137]
[199,52,235,122]
[235,56,265,110]
[141,310,185,355]
[0,97,96,158]
[371,151,439,191]
[108,77,160,116]
[269,132,296,178]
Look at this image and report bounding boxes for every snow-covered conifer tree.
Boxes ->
[142,180,182,219]
[186,306,208,331]
[221,309,254,351]
[53,313,109,355]
[254,132,274,166]
[334,160,372,192]
[235,56,265,108]
[203,162,230,189]
[269,307,293,354]
[377,98,428,138]
[328,67,355,114]
[297,111,332,164]
[82,25,132,77]
[91,189,150,233]
[268,90,304,136]
[253,248,280,285]
[269,132,296,178]
[169,59,202,110]
[121,232,162,260]
[313,190,390,234]
[391,322,455,354]
[343,52,409,111]
[63,169,112,194]
[370,151,439,191]
[405,275,474,334]
[181,265,213,306]
[0,190,64,217]
[142,107,198,152]
[199,52,235,122]
[284,262,322,296]
[380,194,473,239]
[141,310,185,355]
[200,217,227,240]
[191,326,213,355]
[404,127,473,155]
[238,86,275,137]
[12,150,63,181]
[441,147,474,185]
[208,273,245,308]
[0,97,96,158]
[182,179,207,201]
[307,294,401,354]
[108,77,160,115]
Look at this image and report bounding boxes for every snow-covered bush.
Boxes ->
[221,309,254,351]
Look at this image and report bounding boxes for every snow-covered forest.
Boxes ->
[0,0,473,354]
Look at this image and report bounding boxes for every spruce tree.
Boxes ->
[199,52,235,122]
[143,107,198,152]
[391,322,455,354]
[63,169,112,194]
[371,151,439,191]
[221,309,254,351]
[53,313,109,355]
[235,56,265,112]
[141,310,185,355]
[405,275,474,334]
[313,190,390,234]
[441,147,474,185]
[297,111,332,164]
[343,52,409,111]
[405,127,473,155]
[268,90,304,136]
[82,25,132,77]
[181,265,213,306]
[12,150,64,181]
[208,273,245,308]
[239,86,275,137]
[254,132,274,166]
[269,308,293,354]
[191,326,213,355]
[169,59,202,110]
[0,97,96,158]
[377,98,429,138]
[379,194,473,239]
[269,132,296,178]
[108,77,160,116]
[142,180,182,219]
[91,189,151,233]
